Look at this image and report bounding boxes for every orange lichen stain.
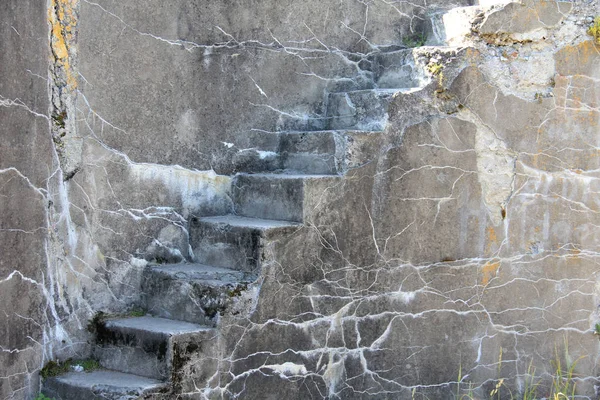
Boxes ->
[486,226,499,253]
[48,0,78,89]
[487,227,498,243]
[465,48,481,67]
[558,41,598,74]
[481,261,500,286]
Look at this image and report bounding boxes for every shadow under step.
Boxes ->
[142,263,256,325]
[94,316,214,380]
[190,215,301,273]
[42,370,166,400]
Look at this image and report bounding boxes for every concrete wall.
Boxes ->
[0,2,54,398]
[3,0,600,399]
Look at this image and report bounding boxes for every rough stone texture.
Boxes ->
[1,2,57,399]
[3,0,600,399]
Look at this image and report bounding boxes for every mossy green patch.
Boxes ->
[40,358,101,379]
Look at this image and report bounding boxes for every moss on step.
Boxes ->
[40,358,101,379]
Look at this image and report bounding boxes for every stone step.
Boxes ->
[94,316,214,380]
[231,147,280,174]
[42,370,165,400]
[279,130,342,174]
[232,173,340,222]
[189,215,301,273]
[326,88,419,131]
[142,263,255,325]
[370,49,423,89]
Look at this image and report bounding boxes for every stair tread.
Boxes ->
[149,263,254,283]
[46,369,165,390]
[334,87,420,95]
[105,316,213,335]
[281,129,378,134]
[199,215,301,229]
[236,172,339,179]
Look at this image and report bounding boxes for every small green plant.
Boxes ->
[403,33,427,48]
[127,307,146,318]
[593,322,600,337]
[34,393,54,400]
[588,16,600,45]
[78,359,101,371]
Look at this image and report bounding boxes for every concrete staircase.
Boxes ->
[41,2,503,399]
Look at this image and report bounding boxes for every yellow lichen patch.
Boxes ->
[481,261,500,286]
[48,0,78,89]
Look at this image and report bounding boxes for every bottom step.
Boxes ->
[42,370,166,400]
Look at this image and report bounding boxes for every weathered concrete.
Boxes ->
[3,0,600,399]
[0,1,56,399]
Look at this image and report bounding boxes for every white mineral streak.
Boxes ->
[263,362,308,377]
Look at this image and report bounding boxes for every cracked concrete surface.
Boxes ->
[2,0,600,399]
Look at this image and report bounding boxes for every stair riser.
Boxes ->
[141,273,249,325]
[327,91,396,131]
[232,175,305,223]
[43,384,104,400]
[189,220,298,273]
[94,325,171,379]
[94,321,215,380]
[231,149,281,174]
[95,345,168,380]
[190,222,263,272]
[372,50,421,89]
[279,131,343,174]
